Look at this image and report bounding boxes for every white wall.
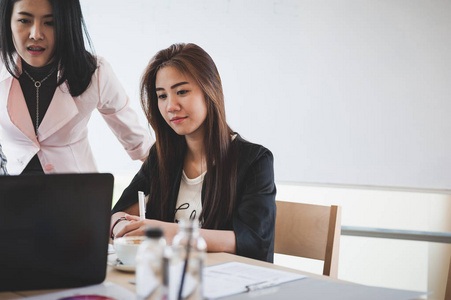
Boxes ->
[81,0,451,189]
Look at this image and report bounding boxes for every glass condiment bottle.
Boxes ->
[136,227,166,299]
[167,219,206,300]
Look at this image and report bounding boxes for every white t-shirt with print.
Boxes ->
[174,170,206,223]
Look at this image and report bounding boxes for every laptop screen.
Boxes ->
[0,173,114,291]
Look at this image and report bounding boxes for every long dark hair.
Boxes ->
[0,0,97,97]
[141,43,237,229]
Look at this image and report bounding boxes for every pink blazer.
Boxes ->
[0,57,153,175]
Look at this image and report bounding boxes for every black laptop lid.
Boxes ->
[0,173,114,292]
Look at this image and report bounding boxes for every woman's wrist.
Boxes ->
[110,216,127,240]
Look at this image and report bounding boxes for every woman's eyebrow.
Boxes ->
[17,11,33,17]
[16,11,53,18]
[156,82,189,91]
[171,82,189,89]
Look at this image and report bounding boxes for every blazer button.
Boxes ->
[44,164,54,171]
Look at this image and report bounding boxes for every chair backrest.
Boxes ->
[446,256,451,300]
[274,200,342,278]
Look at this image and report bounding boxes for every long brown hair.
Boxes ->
[141,43,236,229]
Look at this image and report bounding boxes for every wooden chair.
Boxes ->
[446,256,451,300]
[274,200,342,278]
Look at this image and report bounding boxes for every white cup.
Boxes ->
[113,236,146,266]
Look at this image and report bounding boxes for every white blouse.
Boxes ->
[174,170,206,223]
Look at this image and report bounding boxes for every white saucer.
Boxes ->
[113,261,135,273]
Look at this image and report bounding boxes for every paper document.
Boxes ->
[203,262,306,299]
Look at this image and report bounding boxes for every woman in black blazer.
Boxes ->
[110,43,276,262]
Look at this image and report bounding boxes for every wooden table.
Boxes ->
[0,252,331,299]
[0,253,423,300]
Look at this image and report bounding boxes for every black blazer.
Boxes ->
[112,134,276,262]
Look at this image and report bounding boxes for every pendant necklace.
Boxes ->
[22,68,55,138]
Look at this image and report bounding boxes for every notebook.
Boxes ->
[0,173,114,292]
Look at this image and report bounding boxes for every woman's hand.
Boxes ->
[114,214,179,244]
[112,213,236,253]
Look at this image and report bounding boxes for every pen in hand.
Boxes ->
[138,191,146,221]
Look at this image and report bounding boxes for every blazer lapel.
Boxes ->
[7,79,38,144]
[3,58,78,144]
[38,83,78,141]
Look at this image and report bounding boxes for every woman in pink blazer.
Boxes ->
[0,0,153,175]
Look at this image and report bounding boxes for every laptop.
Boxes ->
[0,173,114,292]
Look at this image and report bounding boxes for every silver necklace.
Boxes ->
[23,68,55,137]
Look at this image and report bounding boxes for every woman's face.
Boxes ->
[156,66,208,140]
[10,0,55,67]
